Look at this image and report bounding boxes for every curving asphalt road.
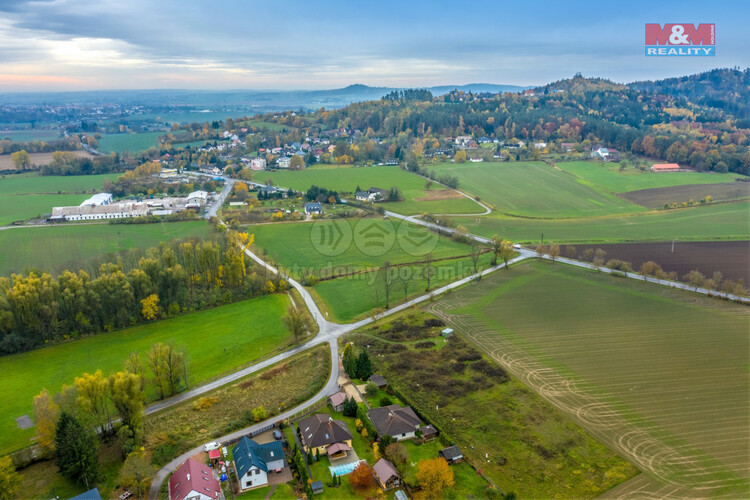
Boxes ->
[148,190,747,498]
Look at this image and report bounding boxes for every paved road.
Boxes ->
[148,191,746,497]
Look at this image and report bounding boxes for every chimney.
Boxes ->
[187,474,191,481]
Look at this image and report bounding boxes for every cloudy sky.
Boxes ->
[0,0,747,91]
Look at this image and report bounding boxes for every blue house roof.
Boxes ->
[232,437,284,477]
[69,488,102,500]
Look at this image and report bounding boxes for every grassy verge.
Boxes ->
[145,344,330,466]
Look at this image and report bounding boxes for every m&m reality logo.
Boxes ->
[645,24,715,56]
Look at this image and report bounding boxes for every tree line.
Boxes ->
[0,231,287,355]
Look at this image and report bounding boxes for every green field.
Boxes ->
[98,132,164,153]
[429,261,749,498]
[0,173,120,225]
[313,253,493,322]
[0,172,119,195]
[0,293,291,455]
[252,164,483,214]
[558,161,745,193]
[463,200,750,244]
[248,218,476,278]
[430,161,643,217]
[0,130,63,142]
[0,221,214,276]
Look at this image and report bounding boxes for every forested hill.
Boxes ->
[630,68,750,121]
[263,69,749,175]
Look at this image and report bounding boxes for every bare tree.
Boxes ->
[536,243,546,260]
[490,235,501,266]
[470,243,481,274]
[382,261,394,308]
[424,253,435,291]
[548,243,560,263]
[282,305,312,344]
[399,270,409,300]
[163,342,185,397]
[147,343,167,400]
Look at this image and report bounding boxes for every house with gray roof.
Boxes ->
[298,414,353,457]
[368,404,426,441]
[232,437,285,491]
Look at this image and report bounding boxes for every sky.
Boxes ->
[0,0,747,92]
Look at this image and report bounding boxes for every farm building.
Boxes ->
[441,328,454,338]
[168,458,221,500]
[50,202,148,221]
[651,163,680,172]
[232,437,285,491]
[297,414,353,457]
[187,190,209,208]
[79,193,113,207]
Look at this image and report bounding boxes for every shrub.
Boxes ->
[379,396,393,407]
[193,396,219,411]
[365,382,379,398]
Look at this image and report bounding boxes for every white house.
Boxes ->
[304,202,322,215]
[250,157,267,170]
[533,142,547,149]
[277,157,291,169]
[233,437,285,491]
[79,193,113,207]
[168,458,221,500]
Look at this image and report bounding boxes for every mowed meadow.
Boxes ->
[0,294,291,455]
[430,161,643,217]
[429,261,750,498]
[251,164,483,214]
[0,222,214,276]
[0,172,119,225]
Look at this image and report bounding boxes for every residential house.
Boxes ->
[373,458,402,491]
[168,458,221,500]
[355,191,376,202]
[438,445,464,464]
[369,374,387,389]
[533,142,547,149]
[591,146,609,159]
[560,142,575,152]
[329,392,348,412]
[250,157,267,170]
[368,187,389,201]
[304,202,322,215]
[367,405,432,441]
[70,488,103,500]
[277,157,291,169]
[297,414,353,458]
[233,437,285,491]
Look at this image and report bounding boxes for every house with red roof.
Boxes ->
[168,458,221,500]
[651,163,680,172]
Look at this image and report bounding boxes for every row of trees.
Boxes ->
[0,231,280,355]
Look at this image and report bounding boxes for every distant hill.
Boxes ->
[629,68,749,120]
[0,83,530,111]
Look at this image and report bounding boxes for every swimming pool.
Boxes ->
[329,459,365,477]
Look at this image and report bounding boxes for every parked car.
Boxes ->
[273,430,282,440]
[203,441,221,452]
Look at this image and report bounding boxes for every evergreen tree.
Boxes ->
[342,396,358,417]
[356,351,373,379]
[55,412,99,488]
